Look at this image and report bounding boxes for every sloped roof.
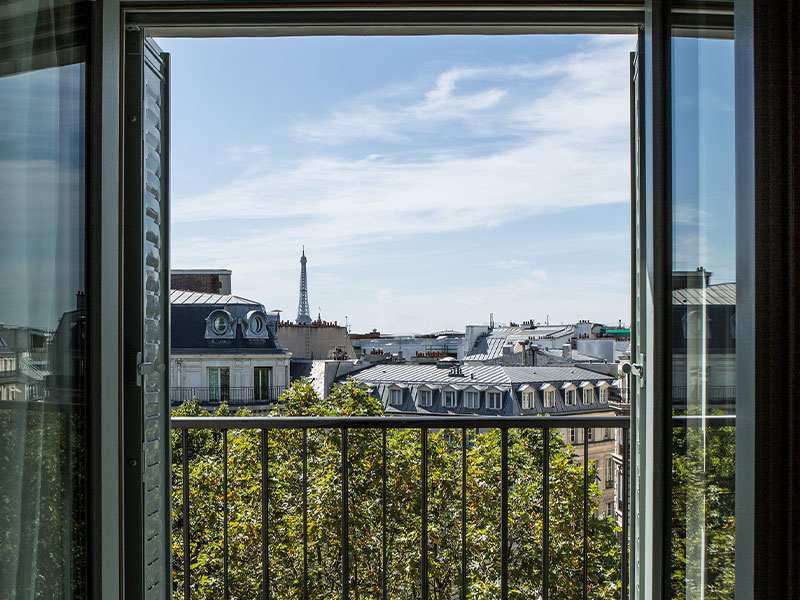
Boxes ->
[170,289,261,306]
[350,364,613,387]
[672,282,736,306]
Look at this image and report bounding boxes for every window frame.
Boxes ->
[112,7,755,600]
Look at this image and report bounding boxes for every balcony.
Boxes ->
[171,414,630,600]
[170,386,286,407]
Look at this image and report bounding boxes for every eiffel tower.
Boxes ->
[296,247,312,325]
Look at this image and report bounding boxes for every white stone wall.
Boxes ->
[170,353,291,389]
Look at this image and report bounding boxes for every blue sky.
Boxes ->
[159,34,637,334]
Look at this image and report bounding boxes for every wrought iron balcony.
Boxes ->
[170,386,286,407]
[171,415,631,600]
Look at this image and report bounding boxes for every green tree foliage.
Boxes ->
[671,421,735,599]
[172,380,623,599]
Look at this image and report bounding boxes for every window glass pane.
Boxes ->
[0,1,87,596]
[671,28,736,598]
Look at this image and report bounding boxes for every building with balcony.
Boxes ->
[169,290,291,408]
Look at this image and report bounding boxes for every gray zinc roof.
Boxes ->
[672,282,736,306]
[170,289,261,306]
[350,363,613,386]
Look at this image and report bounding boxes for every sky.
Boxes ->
[158,34,638,334]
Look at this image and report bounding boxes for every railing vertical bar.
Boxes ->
[583,428,589,600]
[223,429,229,600]
[342,428,349,600]
[501,428,509,600]
[421,427,429,600]
[382,428,388,600]
[303,428,308,600]
[182,428,190,600]
[261,428,269,600]
[543,427,550,600]
[461,427,467,600]
[622,427,629,600]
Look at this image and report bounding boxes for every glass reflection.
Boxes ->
[671,33,736,599]
[0,0,87,596]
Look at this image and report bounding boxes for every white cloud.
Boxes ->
[171,35,635,332]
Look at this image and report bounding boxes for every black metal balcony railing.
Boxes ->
[671,385,737,403]
[170,386,286,407]
[172,415,631,600]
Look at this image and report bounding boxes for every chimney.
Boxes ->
[562,343,570,359]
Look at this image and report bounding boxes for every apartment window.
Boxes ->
[604,428,612,440]
[488,392,502,410]
[522,391,534,409]
[565,389,576,406]
[443,390,457,408]
[569,428,577,444]
[465,391,479,409]
[390,388,403,406]
[419,389,432,407]
[607,502,614,518]
[208,367,230,402]
[605,458,614,488]
[587,428,594,442]
[254,366,272,401]
[599,387,608,403]
[583,388,594,404]
[544,389,556,408]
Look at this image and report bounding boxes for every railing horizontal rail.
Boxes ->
[172,414,631,430]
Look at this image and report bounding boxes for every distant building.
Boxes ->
[0,324,50,402]
[350,329,464,360]
[278,320,355,360]
[171,269,232,295]
[462,320,629,373]
[671,275,736,412]
[169,290,291,409]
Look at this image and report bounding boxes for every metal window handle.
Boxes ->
[136,351,155,386]
[621,362,644,380]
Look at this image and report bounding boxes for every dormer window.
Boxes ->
[205,309,235,339]
[565,389,576,406]
[465,390,480,409]
[488,391,502,410]
[582,385,594,404]
[597,383,610,403]
[443,390,457,408]
[540,383,557,408]
[390,388,403,406]
[522,391,534,409]
[244,310,271,339]
[519,384,536,409]
[418,388,432,407]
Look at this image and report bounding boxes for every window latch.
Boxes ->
[136,351,154,386]
[621,361,644,382]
